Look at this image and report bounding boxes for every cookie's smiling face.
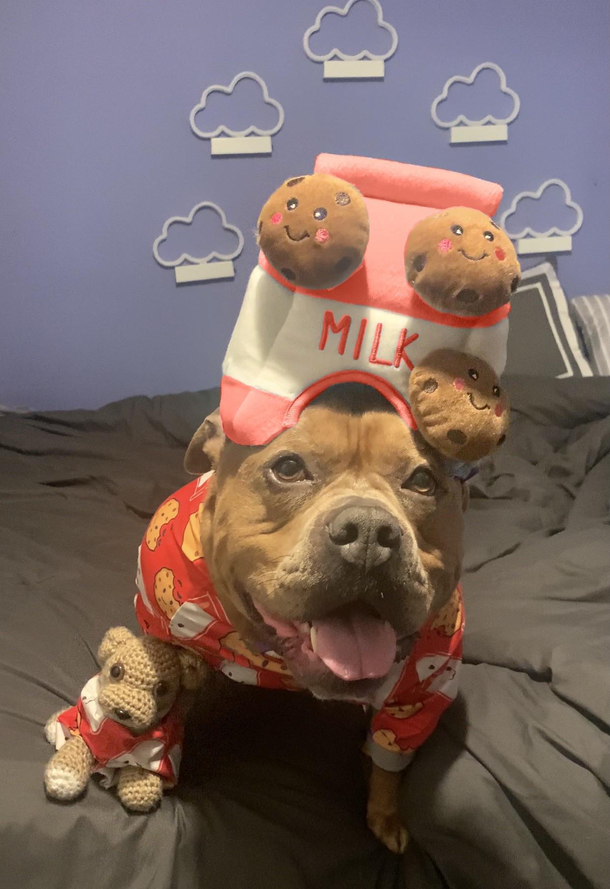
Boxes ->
[409,350,510,462]
[258,173,370,290]
[404,207,521,316]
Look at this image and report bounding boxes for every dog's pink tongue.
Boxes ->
[312,612,396,681]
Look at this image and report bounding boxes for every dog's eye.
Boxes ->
[154,681,170,698]
[468,368,479,381]
[483,230,494,241]
[110,663,124,680]
[286,197,298,211]
[271,455,309,483]
[450,224,463,236]
[403,468,437,496]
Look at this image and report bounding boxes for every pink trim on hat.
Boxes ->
[220,372,415,447]
[284,370,416,430]
[220,377,293,446]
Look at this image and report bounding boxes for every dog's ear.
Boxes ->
[98,627,135,663]
[184,408,225,475]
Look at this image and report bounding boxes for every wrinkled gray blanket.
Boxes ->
[0,377,608,889]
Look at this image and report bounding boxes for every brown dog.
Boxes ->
[179,385,467,853]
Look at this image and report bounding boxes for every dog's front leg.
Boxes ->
[366,762,408,854]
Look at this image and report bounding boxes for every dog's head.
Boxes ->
[185,387,467,700]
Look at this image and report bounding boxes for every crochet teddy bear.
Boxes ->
[44,627,204,811]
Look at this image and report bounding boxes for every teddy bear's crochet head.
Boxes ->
[96,627,200,733]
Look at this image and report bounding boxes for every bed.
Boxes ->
[1,373,609,889]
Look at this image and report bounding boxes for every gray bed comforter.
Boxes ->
[0,377,608,889]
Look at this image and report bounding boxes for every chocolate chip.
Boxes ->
[334,256,352,274]
[285,177,305,187]
[335,192,350,206]
[447,429,467,445]
[412,253,427,273]
[456,289,479,305]
[423,377,438,393]
[511,276,520,293]
[281,267,296,281]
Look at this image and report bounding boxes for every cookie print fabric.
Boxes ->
[135,475,464,770]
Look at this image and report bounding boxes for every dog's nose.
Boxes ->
[113,708,131,721]
[327,506,402,571]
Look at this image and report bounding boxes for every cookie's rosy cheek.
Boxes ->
[494,404,504,417]
[315,228,330,243]
[271,212,283,225]
[495,247,506,261]
[453,378,465,391]
[437,238,453,253]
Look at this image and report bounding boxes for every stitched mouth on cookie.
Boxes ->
[284,226,310,242]
[468,392,490,411]
[458,249,488,262]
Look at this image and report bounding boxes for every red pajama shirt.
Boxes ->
[135,476,464,771]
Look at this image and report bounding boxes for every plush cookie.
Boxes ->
[257,173,369,289]
[44,627,204,811]
[404,207,520,316]
[409,349,509,462]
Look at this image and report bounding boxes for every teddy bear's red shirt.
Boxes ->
[53,675,184,786]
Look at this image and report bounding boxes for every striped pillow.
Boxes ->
[505,263,592,378]
[570,295,610,375]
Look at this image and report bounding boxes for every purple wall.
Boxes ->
[1,0,608,409]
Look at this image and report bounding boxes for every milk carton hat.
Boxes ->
[221,154,512,449]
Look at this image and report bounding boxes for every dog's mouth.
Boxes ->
[284,225,310,242]
[254,600,397,682]
[458,249,488,262]
[468,392,489,411]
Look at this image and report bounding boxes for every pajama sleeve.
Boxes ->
[366,587,464,771]
[366,684,458,771]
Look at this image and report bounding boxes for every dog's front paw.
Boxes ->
[367,809,409,854]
